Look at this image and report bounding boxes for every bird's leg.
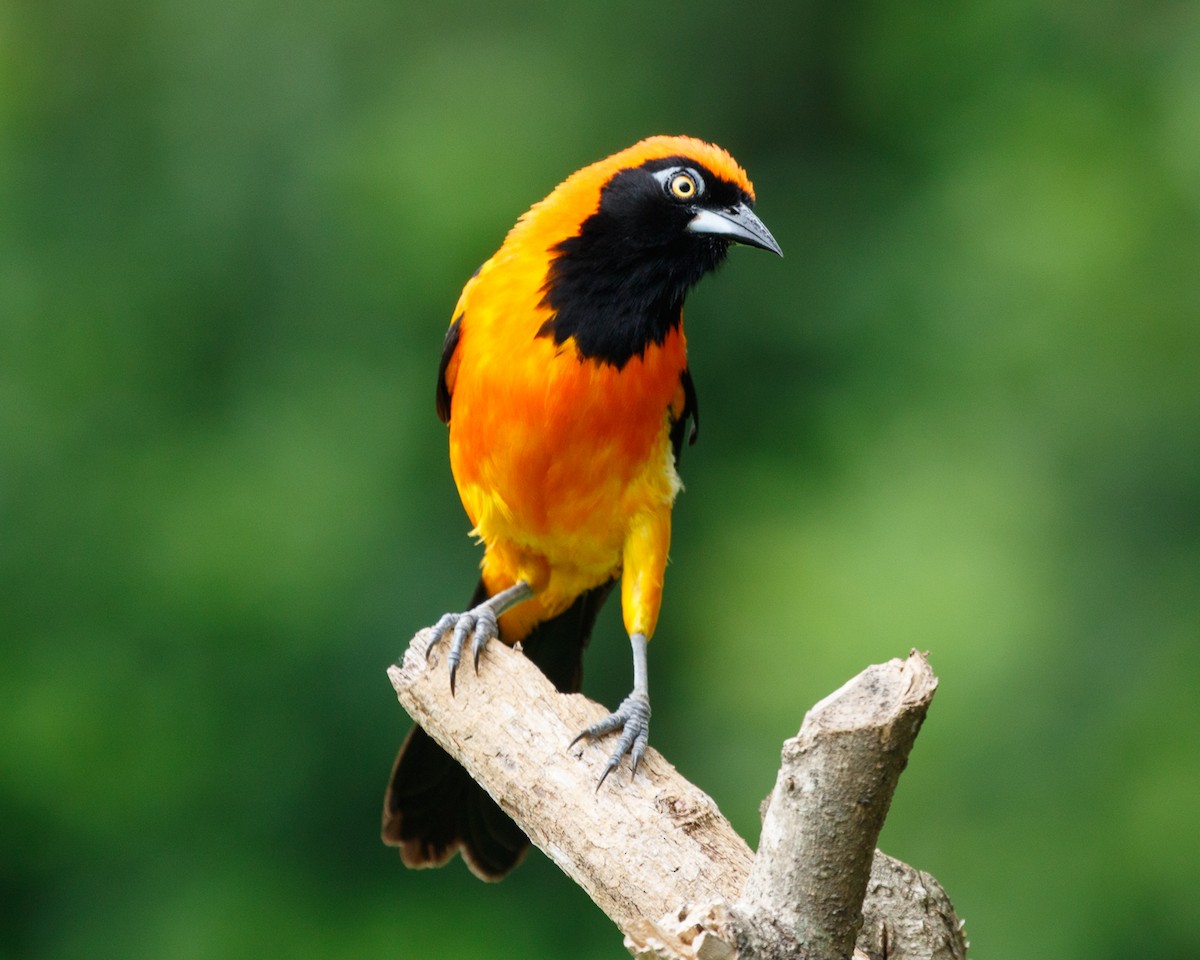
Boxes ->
[571,631,651,787]
[425,581,533,694]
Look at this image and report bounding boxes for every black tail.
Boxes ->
[381,578,615,881]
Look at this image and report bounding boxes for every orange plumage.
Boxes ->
[383,135,779,880]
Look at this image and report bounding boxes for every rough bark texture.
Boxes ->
[389,628,754,931]
[856,853,968,960]
[387,634,966,960]
[734,654,938,960]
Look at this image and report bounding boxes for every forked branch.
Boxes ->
[387,633,966,959]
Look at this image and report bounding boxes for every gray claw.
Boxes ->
[448,614,477,694]
[425,613,459,660]
[573,692,651,788]
[424,607,500,695]
[471,607,499,671]
[421,582,535,696]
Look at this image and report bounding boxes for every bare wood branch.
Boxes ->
[389,628,754,931]
[734,654,938,959]
[624,852,967,960]
[857,853,968,960]
[387,633,966,960]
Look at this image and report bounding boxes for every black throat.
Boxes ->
[537,162,734,368]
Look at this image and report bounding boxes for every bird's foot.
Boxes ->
[423,581,533,694]
[425,604,500,695]
[571,691,651,788]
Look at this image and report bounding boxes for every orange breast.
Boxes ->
[445,251,687,613]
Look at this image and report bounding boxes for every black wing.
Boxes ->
[668,367,699,464]
[435,313,463,424]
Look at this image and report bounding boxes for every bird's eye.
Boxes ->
[668,172,698,201]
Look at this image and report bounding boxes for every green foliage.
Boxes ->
[3,1,1197,957]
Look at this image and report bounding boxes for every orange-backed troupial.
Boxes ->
[382,135,781,880]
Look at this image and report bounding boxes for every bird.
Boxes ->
[382,135,781,881]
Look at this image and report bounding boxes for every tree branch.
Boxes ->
[387,632,966,959]
[733,656,939,958]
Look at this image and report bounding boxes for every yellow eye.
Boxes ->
[668,172,697,200]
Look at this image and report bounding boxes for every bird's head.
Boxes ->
[515,136,781,368]
[522,135,780,259]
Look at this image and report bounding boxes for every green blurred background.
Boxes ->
[3,0,1198,957]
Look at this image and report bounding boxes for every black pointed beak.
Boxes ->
[686,202,782,256]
